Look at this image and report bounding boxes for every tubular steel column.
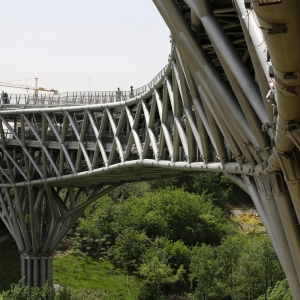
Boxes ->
[1,183,120,287]
[21,254,53,287]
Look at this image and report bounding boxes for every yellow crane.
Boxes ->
[0,78,58,98]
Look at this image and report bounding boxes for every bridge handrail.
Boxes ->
[5,65,168,106]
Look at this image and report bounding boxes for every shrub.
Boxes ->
[0,281,71,300]
[70,288,117,300]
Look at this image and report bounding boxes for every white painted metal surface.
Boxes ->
[1,1,300,296]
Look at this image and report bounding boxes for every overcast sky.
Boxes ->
[0,1,171,94]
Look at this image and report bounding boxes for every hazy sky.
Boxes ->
[0,1,171,94]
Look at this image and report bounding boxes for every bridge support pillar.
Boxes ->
[20,253,53,287]
[0,183,121,287]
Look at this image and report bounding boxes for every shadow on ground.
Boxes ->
[0,220,21,292]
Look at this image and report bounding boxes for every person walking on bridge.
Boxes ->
[130,86,134,98]
[116,87,122,101]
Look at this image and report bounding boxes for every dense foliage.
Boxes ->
[0,281,121,300]
[148,173,252,207]
[72,174,286,299]
[0,281,71,300]
[0,173,289,299]
[257,279,292,300]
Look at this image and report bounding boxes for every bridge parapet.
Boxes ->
[4,66,168,107]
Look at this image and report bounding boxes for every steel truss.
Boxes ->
[1,0,300,297]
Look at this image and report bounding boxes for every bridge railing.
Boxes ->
[5,65,168,106]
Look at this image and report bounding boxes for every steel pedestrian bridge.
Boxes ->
[1,0,300,297]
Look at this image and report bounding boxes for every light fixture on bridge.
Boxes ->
[284,73,297,80]
[259,0,282,5]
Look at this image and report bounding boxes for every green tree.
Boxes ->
[188,234,283,300]
[256,279,292,300]
[138,238,191,297]
[110,228,152,272]
[109,182,150,202]
[234,237,271,300]
[139,253,185,300]
[161,239,191,272]
[149,173,251,207]
[214,235,247,299]
[117,189,229,246]
[76,195,122,257]
[189,244,217,300]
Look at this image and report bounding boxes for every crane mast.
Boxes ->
[0,78,58,98]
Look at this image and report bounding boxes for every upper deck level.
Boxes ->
[1,65,167,109]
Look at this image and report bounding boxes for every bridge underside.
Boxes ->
[1,0,300,298]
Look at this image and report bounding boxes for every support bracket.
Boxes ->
[268,24,287,35]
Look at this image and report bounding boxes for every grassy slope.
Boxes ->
[53,252,141,299]
[0,240,141,299]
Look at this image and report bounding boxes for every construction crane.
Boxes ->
[0,78,58,98]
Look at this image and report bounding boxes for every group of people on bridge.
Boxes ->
[116,86,135,100]
[1,91,9,104]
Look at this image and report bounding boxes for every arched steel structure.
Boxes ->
[1,0,300,297]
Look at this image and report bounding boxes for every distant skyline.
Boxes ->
[0,1,171,94]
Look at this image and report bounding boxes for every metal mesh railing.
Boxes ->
[5,65,168,106]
